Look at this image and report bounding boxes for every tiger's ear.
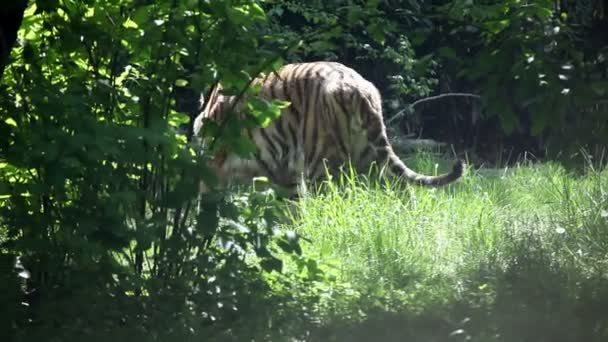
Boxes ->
[194,83,222,136]
[202,83,222,112]
[193,111,204,136]
[198,93,206,111]
[193,93,207,136]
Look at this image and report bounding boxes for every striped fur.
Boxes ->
[193,62,464,192]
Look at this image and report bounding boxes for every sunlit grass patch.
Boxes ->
[280,154,608,341]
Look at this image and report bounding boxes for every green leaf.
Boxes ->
[175,79,189,87]
[248,3,266,20]
[4,118,17,127]
[484,19,510,34]
[131,5,152,27]
[247,97,288,127]
[168,110,190,127]
[229,136,258,157]
[367,22,385,45]
[122,18,139,29]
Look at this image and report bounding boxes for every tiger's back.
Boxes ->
[194,61,464,191]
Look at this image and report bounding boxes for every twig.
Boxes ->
[206,56,283,152]
[204,35,310,151]
[387,92,482,125]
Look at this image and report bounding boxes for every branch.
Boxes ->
[206,56,283,152]
[387,92,482,125]
[203,33,312,151]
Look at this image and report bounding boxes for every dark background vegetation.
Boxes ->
[1,0,607,341]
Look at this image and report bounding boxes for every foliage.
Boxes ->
[0,0,28,78]
[263,0,607,159]
[267,0,439,109]
[0,0,310,340]
[423,0,608,157]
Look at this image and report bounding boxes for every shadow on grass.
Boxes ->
[7,234,608,342]
[308,234,608,342]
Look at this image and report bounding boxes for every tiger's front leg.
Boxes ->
[271,145,307,198]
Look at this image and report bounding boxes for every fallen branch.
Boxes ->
[387,92,482,125]
[390,137,447,152]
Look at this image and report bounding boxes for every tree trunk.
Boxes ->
[1,0,28,78]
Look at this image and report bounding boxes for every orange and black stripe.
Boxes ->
[194,62,465,191]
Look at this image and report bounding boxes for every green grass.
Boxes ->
[278,156,608,341]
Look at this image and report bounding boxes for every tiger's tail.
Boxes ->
[362,94,465,187]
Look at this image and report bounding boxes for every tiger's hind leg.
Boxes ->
[292,143,309,198]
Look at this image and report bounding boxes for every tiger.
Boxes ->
[193,61,464,194]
